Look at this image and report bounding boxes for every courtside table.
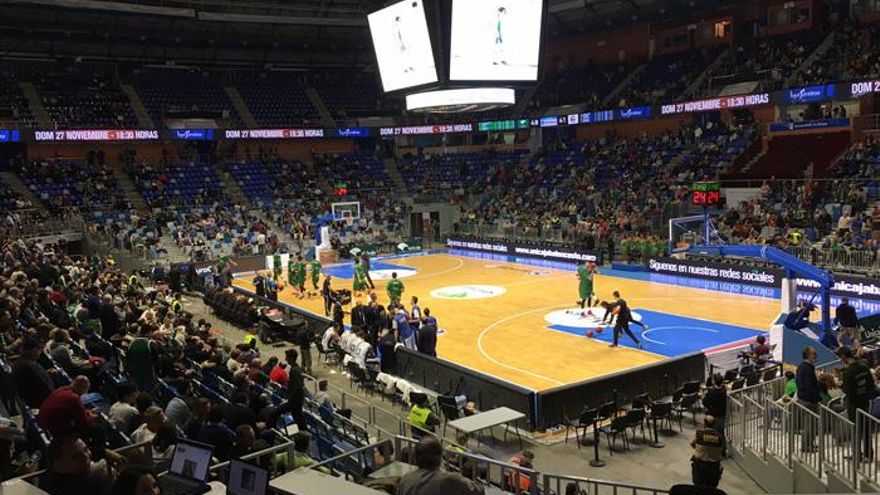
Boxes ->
[447,406,525,448]
[270,469,386,495]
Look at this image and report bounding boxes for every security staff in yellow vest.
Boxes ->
[407,392,440,439]
[170,293,183,314]
[243,334,259,350]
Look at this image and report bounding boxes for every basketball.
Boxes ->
[586,330,594,338]
[596,327,603,334]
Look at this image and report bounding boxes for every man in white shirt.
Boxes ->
[321,324,341,351]
[130,406,166,444]
[339,329,355,355]
[108,384,138,430]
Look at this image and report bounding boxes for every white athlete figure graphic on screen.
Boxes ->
[492,5,508,65]
[393,15,415,73]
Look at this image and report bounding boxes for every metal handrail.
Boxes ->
[10,439,154,483]
[208,440,294,472]
[543,472,670,495]
[394,435,540,495]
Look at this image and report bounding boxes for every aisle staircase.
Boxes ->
[120,83,155,129]
[383,157,408,195]
[0,171,40,208]
[213,163,250,205]
[784,28,838,88]
[602,64,645,106]
[111,167,148,211]
[681,47,730,100]
[224,86,259,129]
[305,86,336,128]
[19,82,51,128]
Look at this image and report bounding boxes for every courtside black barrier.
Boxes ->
[537,351,707,429]
[447,235,602,265]
[394,348,537,430]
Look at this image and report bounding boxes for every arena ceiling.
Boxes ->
[0,0,740,67]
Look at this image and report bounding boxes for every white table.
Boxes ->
[447,407,525,448]
[270,469,386,495]
[367,461,418,479]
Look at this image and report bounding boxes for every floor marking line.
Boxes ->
[411,255,465,280]
[476,304,572,387]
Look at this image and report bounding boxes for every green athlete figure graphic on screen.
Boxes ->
[394,14,414,73]
[493,5,508,66]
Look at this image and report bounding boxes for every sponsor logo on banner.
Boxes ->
[335,127,370,137]
[860,315,880,344]
[786,85,827,104]
[616,106,651,120]
[539,116,558,128]
[430,285,506,300]
[173,129,214,140]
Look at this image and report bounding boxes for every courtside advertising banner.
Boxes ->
[646,257,880,301]
[447,236,601,264]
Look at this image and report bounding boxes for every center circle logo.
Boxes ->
[369,268,417,280]
[430,285,507,300]
[544,308,642,328]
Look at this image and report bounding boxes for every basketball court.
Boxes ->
[233,249,779,391]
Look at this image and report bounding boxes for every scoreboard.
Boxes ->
[692,181,721,206]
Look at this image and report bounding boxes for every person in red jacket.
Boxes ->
[38,376,94,436]
[269,362,289,387]
[38,375,108,460]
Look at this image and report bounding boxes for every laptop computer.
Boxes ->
[158,439,215,495]
[227,459,269,495]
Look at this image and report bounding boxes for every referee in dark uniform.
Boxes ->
[362,252,375,289]
[609,291,643,349]
[322,275,335,316]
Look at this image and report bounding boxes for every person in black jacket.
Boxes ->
[351,299,368,331]
[702,373,727,455]
[97,295,121,339]
[273,349,305,432]
[13,338,55,408]
[417,321,438,358]
[223,392,258,430]
[838,346,877,460]
[835,297,861,348]
[378,328,397,374]
[796,346,820,452]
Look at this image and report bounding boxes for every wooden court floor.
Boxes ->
[233,253,779,391]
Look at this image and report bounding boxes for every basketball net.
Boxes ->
[342,213,355,228]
